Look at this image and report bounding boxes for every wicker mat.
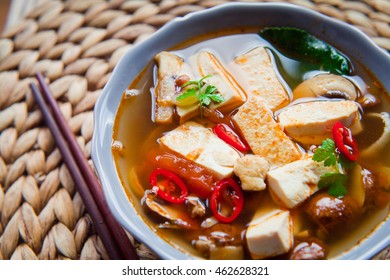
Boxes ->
[0,0,389,260]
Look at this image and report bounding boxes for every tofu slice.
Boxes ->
[154,51,183,124]
[197,51,246,111]
[232,97,301,167]
[159,121,240,178]
[246,210,293,259]
[176,103,198,124]
[234,47,289,111]
[267,158,333,208]
[233,155,269,191]
[278,100,362,145]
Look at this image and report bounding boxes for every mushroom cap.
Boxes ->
[293,74,358,101]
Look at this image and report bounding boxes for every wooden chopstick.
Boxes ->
[35,72,138,260]
[30,73,138,260]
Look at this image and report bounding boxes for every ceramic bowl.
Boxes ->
[91,2,390,260]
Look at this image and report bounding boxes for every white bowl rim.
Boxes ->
[91,2,390,260]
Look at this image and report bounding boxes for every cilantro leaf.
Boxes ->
[328,181,348,197]
[199,95,211,106]
[176,88,197,100]
[175,75,224,118]
[318,172,347,188]
[204,85,217,95]
[313,139,351,198]
[318,172,348,198]
[209,93,224,103]
[312,138,337,166]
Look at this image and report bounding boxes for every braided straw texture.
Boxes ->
[0,0,389,260]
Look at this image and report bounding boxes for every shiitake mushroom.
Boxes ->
[293,74,358,101]
[289,237,328,260]
[305,192,361,235]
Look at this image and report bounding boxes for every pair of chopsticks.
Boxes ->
[30,73,138,260]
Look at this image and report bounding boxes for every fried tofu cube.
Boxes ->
[246,210,293,259]
[154,51,183,124]
[278,100,362,145]
[159,121,240,178]
[234,47,289,111]
[267,158,333,208]
[197,51,246,112]
[176,103,198,124]
[233,155,269,191]
[232,97,301,167]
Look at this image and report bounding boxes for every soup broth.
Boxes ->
[113,29,390,259]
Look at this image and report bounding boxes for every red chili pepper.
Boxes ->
[210,178,244,223]
[149,168,188,204]
[213,123,250,152]
[332,121,359,161]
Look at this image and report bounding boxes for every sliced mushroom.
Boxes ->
[142,189,197,229]
[289,238,327,260]
[186,196,206,218]
[361,112,390,160]
[360,168,390,209]
[210,231,235,245]
[358,92,381,109]
[201,216,219,228]
[293,74,358,101]
[194,236,216,256]
[193,236,244,259]
[352,112,390,191]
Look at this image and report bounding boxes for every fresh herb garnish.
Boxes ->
[318,171,348,198]
[313,138,354,197]
[259,27,351,75]
[176,75,224,117]
[312,138,337,167]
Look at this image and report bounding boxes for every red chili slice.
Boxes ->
[213,123,250,152]
[210,178,244,223]
[149,168,188,204]
[332,121,359,161]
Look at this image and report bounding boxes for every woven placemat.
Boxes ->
[0,0,389,260]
